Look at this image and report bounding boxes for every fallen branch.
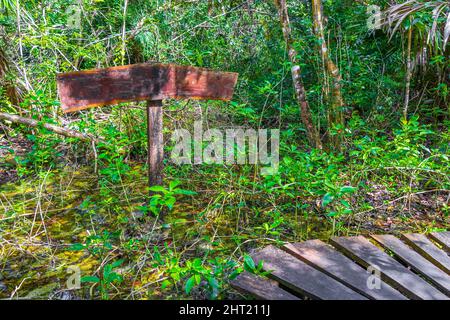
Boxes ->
[0,112,98,142]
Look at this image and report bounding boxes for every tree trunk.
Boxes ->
[312,0,344,148]
[404,19,413,120]
[274,0,322,149]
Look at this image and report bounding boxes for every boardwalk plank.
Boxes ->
[429,232,450,253]
[372,234,450,296]
[230,272,300,300]
[402,233,450,275]
[330,236,449,300]
[283,240,407,300]
[252,245,367,300]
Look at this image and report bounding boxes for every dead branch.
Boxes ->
[0,112,99,142]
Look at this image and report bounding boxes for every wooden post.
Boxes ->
[147,100,163,196]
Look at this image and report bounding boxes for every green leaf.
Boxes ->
[340,199,351,208]
[185,276,196,294]
[174,189,197,196]
[148,186,168,193]
[208,277,219,290]
[193,258,202,269]
[165,196,176,210]
[243,254,256,272]
[343,208,353,215]
[106,273,123,283]
[256,260,264,272]
[111,259,124,268]
[340,186,356,194]
[322,193,334,207]
[69,243,85,251]
[169,180,181,190]
[103,264,112,278]
[194,274,202,285]
[161,279,171,289]
[81,275,100,283]
[171,272,180,281]
[229,269,242,280]
[327,211,338,217]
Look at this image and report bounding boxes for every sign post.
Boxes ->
[57,63,238,196]
[146,99,163,195]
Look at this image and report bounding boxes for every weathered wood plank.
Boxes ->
[230,272,300,300]
[252,245,367,300]
[429,232,450,253]
[402,233,450,275]
[283,240,407,300]
[330,236,449,300]
[57,63,238,112]
[372,234,450,296]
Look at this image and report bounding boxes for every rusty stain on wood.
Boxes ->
[57,63,238,112]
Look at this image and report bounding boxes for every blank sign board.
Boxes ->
[57,63,238,112]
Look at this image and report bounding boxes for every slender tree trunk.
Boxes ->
[121,0,129,65]
[274,0,322,149]
[312,0,344,148]
[404,19,413,120]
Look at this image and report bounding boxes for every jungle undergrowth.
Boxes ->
[1,111,449,299]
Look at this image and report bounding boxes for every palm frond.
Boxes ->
[444,9,450,49]
[0,0,15,12]
[382,1,450,54]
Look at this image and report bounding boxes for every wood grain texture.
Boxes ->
[252,245,367,300]
[372,234,450,296]
[57,63,238,112]
[230,272,300,300]
[429,232,450,253]
[330,236,449,300]
[283,240,407,300]
[147,100,163,191]
[402,233,450,275]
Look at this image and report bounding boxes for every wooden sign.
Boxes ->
[57,63,238,197]
[57,63,238,112]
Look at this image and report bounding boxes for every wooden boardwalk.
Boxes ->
[231,231,450,300]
